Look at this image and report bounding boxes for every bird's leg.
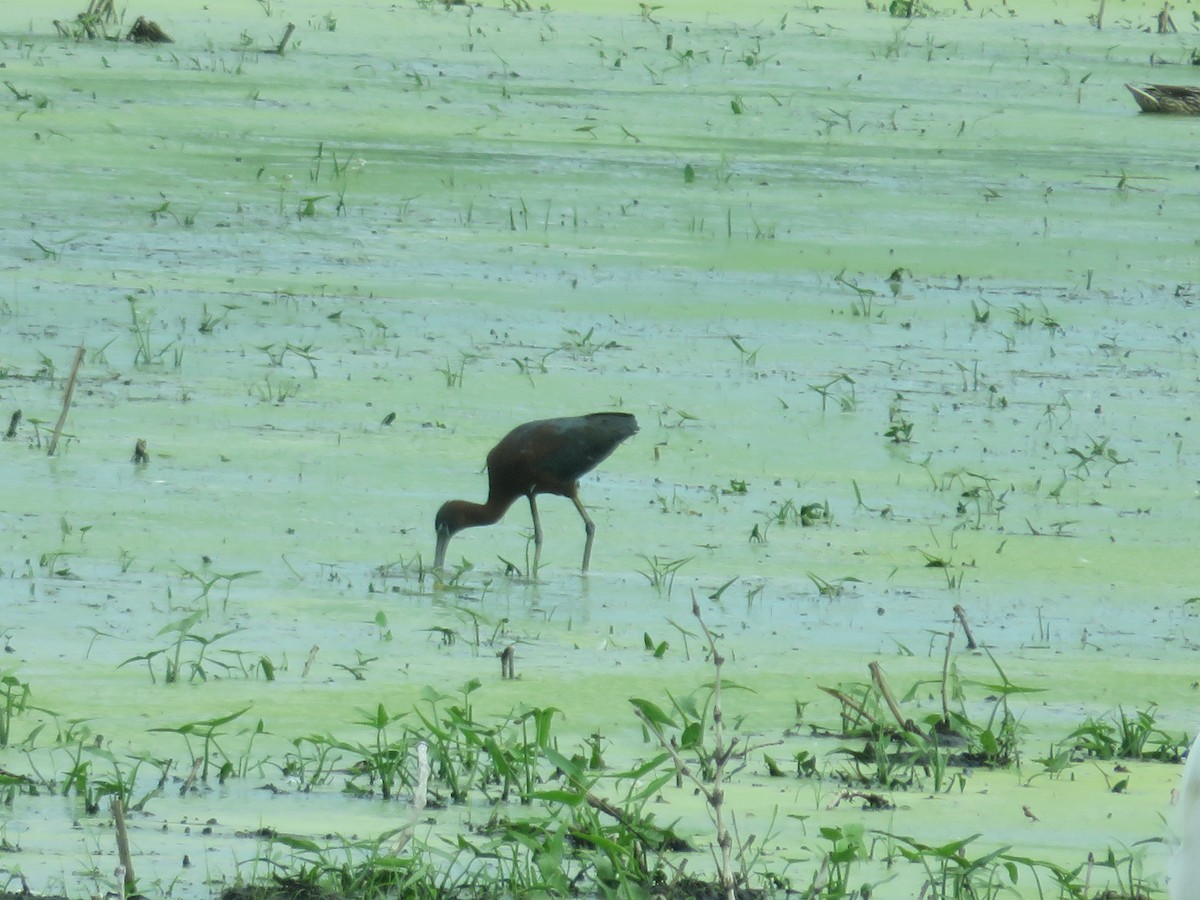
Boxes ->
[572,494,596,573]
[528,494,544,576]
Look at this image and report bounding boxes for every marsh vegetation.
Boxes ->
[1,0,1199,897]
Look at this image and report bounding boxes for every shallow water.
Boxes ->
[1,0,1199,895]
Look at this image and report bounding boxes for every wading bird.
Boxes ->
[1126,82,1200,116]
[434,412,638,574]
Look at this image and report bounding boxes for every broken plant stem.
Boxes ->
[111,797,136,893]
[274,22,296,54]
[48,346,84,457]
[941,628,955,728]
[868,661,911,733]
[953,603,978,649]
[391,741,429,855]
[634,598,736,900]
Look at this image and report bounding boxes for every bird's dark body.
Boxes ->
[434,412,638,573]
[487,413,637,498]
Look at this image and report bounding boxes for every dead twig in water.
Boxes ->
[941,628,955,728]
[264,23,296,55]
[500,644,515,679]
[953,603,978,649]
[111,797,136,894]
[391,741,429,855]
[47,346,83,457]
[868,661,912,734]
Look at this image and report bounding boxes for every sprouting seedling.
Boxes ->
[127,295,178,367]
[752,217,777,239]
[334,650,378,681]
[970,299,990,323]
[426,625,459,647]
[434,556,473,588]
[1097,334,1127,358]
[508,197,530,231]
[34,352,55,381]
[1026,746,1075,785]
[834,270,879,318]
[512,348,561,385]
[178,565,262,614]
[436,352,477,388]
[39,549,72,578]
[30,239,58,260]
[561,326,619,359]
[728,335,759,366]
[254,374,300,403]
[198,304,239,335]
[309,140,326,182]
[950,471,1007,530]
[1065,434,1131,476]
[497,554,524,577]
[257,343,287,367]
[1009,302,1035,327]
[639,2,663,23]
[809,373,856,412]
[826,107,853,132]
[0,673,32,749]
[286,342,320,378]
[148,199,179,224]
[298,195,327,217]
[1041,308,1062,332]
[885,410,914,444]
[800,500,833,526]
[642,632,669,658]
[59,517,92,546]
[636,554,692,596]
[658,406,699,428]
[852,479,890,517]
[149,706,251,785]
[739,37,776,68]
[807,572,844,598]
[707,576,737,601]
[919,550,964,590]
[887,267,908,296]
[373,610,393,642]
[87,338,117,367]
[119,611,242,684]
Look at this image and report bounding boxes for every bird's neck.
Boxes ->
[444,495,519,531]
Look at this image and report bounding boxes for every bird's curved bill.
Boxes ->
[433,529,449,570]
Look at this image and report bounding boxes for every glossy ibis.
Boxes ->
[434,412,638,574]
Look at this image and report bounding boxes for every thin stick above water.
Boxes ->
[47,346,84,457]
[953,604,978,650]
[111,797,136,892]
